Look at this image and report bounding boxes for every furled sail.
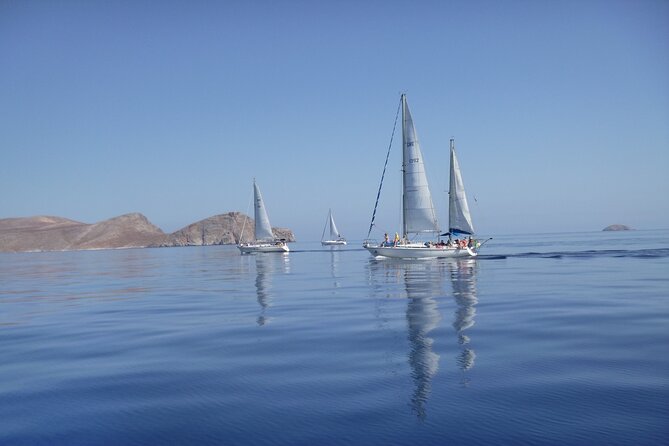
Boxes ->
[329,210,340,239]
[401,95,440,235]
[253,181,275,241]
[448,139,475,235]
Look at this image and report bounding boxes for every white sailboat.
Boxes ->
[321,209,347,246]
[238,180,289,254]
[363,94,478,259]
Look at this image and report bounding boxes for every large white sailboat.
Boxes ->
[363,94,478,259]
[238,180,289,254]
[321,209,347,246]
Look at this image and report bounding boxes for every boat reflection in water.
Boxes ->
[449,259,478,384]
[368,258,479,419]
[329,247,342,289]
[254,253,290,326]
[403,261,443,420]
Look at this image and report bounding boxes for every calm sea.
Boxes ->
[1,230,668,445]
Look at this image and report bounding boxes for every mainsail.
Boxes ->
[253,181,275,241]
[328,210,340,239]
[401,94,439,235]
[448,139,475,235]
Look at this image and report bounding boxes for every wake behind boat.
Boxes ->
[363,94,480,259]
[321,209,347,246]
[238,180,289,254]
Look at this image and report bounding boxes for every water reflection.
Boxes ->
[254,254,290,326]
[403,262,443,420]
[367,258,479,419]
[449,259,478,384]
[329,247,341,288]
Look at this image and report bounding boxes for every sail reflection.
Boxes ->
[449,259,478,380]
[254,253,290,326]
[367,257,480,418]
[403,262,443,420]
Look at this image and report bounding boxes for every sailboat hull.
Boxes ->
[363,243,476,259]
[238,243,290,253]
[321,240,347,246]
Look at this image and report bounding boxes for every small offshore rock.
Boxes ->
[602,224,632,231]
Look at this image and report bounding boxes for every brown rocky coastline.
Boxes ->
[0,212,295,253]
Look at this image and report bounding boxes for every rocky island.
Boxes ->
[602,224,633,231]
[0,212,295,253]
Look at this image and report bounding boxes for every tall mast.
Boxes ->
[401,93,407,237]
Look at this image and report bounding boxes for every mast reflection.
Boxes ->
[254,253,290,326]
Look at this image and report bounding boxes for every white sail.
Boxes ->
[448,139,475,235]
[253,181,275,241]
[329,210,340,239]
[402,95,439,235]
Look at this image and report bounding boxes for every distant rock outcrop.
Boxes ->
[0,212,296,253]
[157,212,295,247]
[602,224,633,231]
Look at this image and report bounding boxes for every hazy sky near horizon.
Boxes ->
[1,0,668,240]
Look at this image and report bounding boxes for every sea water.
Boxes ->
[1,230,667,445]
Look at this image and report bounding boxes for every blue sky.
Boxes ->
[1,0,668,240]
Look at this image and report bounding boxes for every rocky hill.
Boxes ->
[0,212,295,253]
[157,212,294,247]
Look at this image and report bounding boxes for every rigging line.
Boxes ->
[238,187,253,243]
[366,97,402,239]
[321,210,329,242]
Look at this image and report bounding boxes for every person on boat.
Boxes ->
[467,237,473,248]
[394,232,400,246]
[384,233,389,246]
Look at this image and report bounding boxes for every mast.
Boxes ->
[401,94,407,237]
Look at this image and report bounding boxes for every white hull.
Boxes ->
[321,240,347,246]
[363,243,476,259]
[238,242,290,254]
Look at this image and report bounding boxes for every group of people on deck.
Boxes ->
[382,232,477,249]
[382,232,404,247]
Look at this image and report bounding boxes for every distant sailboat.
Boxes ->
[238,180,289,253]
[321,209,347,246]
[363,94,478,259]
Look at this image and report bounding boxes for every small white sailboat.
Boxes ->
[321,209,347,246]
[363,94,478,259]
[238,180,289,254]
